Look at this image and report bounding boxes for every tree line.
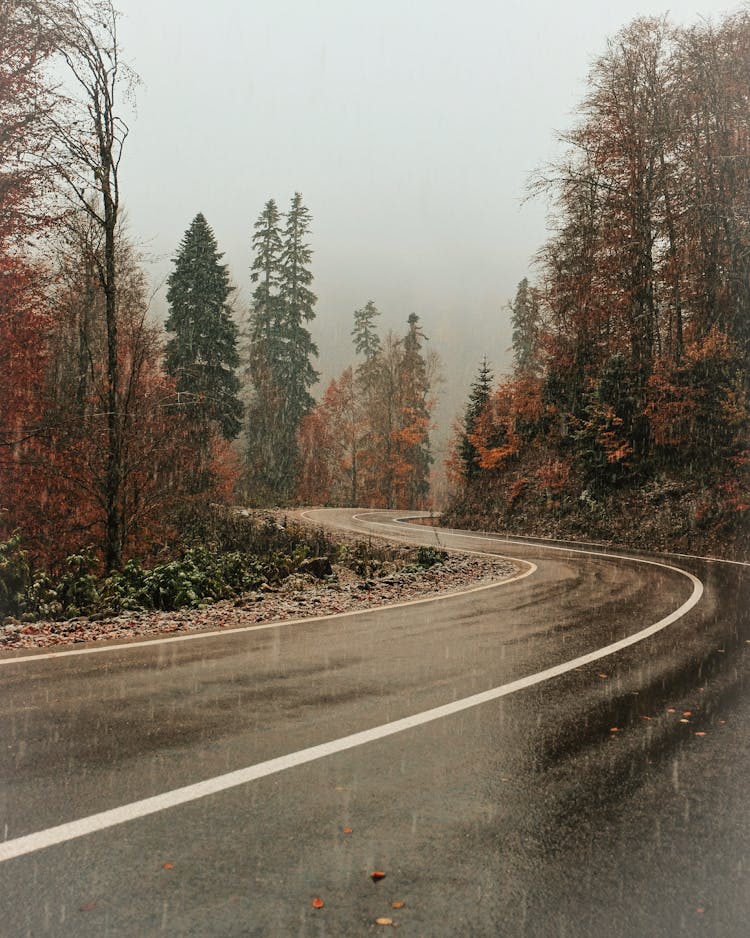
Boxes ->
[0,0,437,574]
[448,11,750,551]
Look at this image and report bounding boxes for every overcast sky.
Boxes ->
[114,0,738,434]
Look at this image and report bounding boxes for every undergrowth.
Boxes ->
[0,507,448,623]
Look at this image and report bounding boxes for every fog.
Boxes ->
[116,0,736,435]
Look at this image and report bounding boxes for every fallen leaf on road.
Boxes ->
[342,827,353,834]
[162,863,174,870]
[683,711,693,717]
[375,917,394,926]
[312,897,324,909]
[80,900,97,912]
[679,718,690,723]
[609,727,620,733]
[598,673,608,679]
[667,708,676,713]
[694,731,707,737]
[392,901,405,909]
[640,715,652,721]
[335,786,346,792]
[371,871,386,882]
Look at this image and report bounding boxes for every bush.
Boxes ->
[1,508,453,624]
[0,534,31,618]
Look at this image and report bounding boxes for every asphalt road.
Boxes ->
[0,510,748,937]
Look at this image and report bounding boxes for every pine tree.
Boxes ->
[352,300,381,360]
[245,193,319,503]
[510,278,541,375]
[165,213,243,441]
[278,192,319,422]
[397,313,433,508]
[245,199,283,502]
[249,198,283,343]
[459,357,494,480]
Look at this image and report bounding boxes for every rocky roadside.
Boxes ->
[0,553,519,652]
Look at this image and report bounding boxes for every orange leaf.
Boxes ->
[371,870,386,882]
[162,863,174,870]
[683,711,693,717]
[375,918,394,926]
[667,708,676,713]
[694,731,707,737]
[312,897,324,909]
[392,900,405,909]
[609,727,620,733]
[342,827,353,834]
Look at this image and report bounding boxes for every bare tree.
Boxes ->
[32,0,136,568]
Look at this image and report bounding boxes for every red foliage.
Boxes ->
[0,251,53,548]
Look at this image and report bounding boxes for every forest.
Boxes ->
[446,12,750,558]
[1,1,749,618]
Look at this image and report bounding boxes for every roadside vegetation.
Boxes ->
[0,507,447,625]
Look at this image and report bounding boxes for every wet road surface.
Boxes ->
[0,510,748,936]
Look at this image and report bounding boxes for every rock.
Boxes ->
[298,556,333,579]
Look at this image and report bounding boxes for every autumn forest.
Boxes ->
[1,1,749,610]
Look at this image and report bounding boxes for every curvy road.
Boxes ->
[0,509,748,937]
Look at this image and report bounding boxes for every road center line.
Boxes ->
[0,557,702,864]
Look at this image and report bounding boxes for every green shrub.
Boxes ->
[0,534,31,617]
[415,545,448,568]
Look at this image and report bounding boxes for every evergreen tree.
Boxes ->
[349,300,382,506]
[165,213,243,441]
[510,278,541,375]
[245,199,283,503]
[459,357,494,480]
[398,313,433,508]
[245,193,319,503]
[352,300,381,360]
[249,198,283,344]
[278,192,319,419]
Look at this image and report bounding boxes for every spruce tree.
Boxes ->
[165,213,243,441]
[245,193,319,503]
[246,199,284,503]
[510,278,541,375]
[278,192,319,422]
[352,300,381,361]
[398,313,433,508]
[459,357,494,480]
[249,198,283,345]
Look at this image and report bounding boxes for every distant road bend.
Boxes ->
[0,509,748,937]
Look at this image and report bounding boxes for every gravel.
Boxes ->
[0,553,519,652]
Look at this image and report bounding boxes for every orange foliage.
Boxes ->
[470,375,544,470]
[646,328,746,457]
[536,457,574,495]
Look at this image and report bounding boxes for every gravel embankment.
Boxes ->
[0,554,519,651]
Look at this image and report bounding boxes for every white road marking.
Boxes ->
[347,510,721,576]
[0,551,702,864]
[0,561,534,667]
